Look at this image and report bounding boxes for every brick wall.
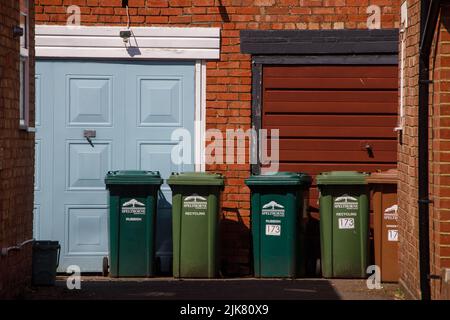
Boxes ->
[399,0,450,300]
[35,0,400,275]
[429,4,450,300]
[398,0,420,299]
[0,1,35,298]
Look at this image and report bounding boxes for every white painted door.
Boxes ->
[35,60,195,272]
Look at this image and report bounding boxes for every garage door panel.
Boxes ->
[264,115,397,127]
[35,74,42,127]
[138,77,183,127]
[278,163,396,176]
[264,101,397,114]
[67,141,112,190]
[139,141,183,179]
[35,140,42,191]
[264,65,398,78]
[34,64,54,240]
[279,150,397,163]
[264,90,398,103]
[66,206,108,255]
[266,126,397,138]
[264,77,398,90]
[279,139,397,151]
[68,76,113,126]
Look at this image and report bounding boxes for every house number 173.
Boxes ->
[265,224,281,236]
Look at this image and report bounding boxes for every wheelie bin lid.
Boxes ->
[316,171,368,185]
[105,170,163,185]
[366,169,398,184]
[167,172,224,186]
[33,240,60,249]
[245,172,312,186]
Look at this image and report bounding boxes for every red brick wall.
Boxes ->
[0,0,35,298]
[398,0,420,299]
[429,4,450,300]
[399,0,450,300]
[35,0,400,275]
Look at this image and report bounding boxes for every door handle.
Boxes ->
[364,143,374,158]
[85,136,94,147]
[83,130,96,148]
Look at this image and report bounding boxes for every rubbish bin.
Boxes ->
[367,169,399,282]
[317,171,369,278]
[31,241,60,286]
[104,170,162,277]
[168,172,224,278]
[245,172,312,278]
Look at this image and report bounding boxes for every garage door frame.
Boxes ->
[240,29,399,174]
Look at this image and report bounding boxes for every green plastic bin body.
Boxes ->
[168,172,224,278]
[245,172,311,278]
[105,170,162,277]
[317,171,369,278]
[31,241,60,286]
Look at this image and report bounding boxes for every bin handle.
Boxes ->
[56,244,61,269]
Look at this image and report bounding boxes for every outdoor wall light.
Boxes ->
[120,0,131,43]
[120,30,132,43]
[13,26,24,38]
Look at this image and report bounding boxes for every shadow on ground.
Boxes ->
[24,278,400,300]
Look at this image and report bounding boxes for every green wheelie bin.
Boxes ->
[317,171,369,278]
[245,172,312,278]
[104,170,162,277]
[167,172,224,278]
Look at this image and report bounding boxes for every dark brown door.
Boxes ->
[262,65,398,214]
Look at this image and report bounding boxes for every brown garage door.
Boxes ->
[262,65,398,212]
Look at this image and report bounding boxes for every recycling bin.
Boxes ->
[317,171,369,278]
[367,169,399,282]
[104,170,162,277]
[245,172,312,278]
[167,172,224,278]
[31,241,60,286]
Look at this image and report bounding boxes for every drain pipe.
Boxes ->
[418,0,440,301]
[0,239,35,258]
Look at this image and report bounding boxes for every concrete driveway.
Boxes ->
[24,277,403,300]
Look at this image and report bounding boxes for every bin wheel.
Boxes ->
[315,258,322,277]
[102,256,109,277]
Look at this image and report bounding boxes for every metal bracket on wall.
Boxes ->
[0,239,34,259]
